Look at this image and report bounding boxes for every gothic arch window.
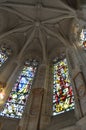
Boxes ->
[0,59,39,119]
[53,58,75,116]
[0,44,12,67]
[80,29,86,50]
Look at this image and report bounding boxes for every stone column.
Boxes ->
[66,48,86,119]
[0,123,3,130]
[17,64,48,130]
[26,88,44,130]
[39,64,51,130]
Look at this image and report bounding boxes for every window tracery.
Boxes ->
[0,59,38,119]
[53,58,75,115]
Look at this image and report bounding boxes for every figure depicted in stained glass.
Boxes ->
[80,29,86,50]
[53,58,74,115]
[0,44,12,67]
[0,59,38,118]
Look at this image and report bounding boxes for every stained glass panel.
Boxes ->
[0,60,38,119]
[53,58,74,115]
[80,29,86,50]
[0,45,12,67]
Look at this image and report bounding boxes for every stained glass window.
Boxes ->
[80,29,86,50]
[53,58,74,115]
[0,59,38,119]
[0,45,12,67]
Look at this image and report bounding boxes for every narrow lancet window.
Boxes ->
[0,59,38,119]
[0,45,12,67]
[80,29,86,50]
[53,58,74,115]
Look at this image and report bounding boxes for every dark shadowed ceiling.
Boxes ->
[0,0,84,62]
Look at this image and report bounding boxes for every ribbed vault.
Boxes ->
[0,0,80,63]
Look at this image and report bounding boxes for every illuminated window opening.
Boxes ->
[0,59,38,119]
[53,58,75,116]
[0,45,12,67]
[80,29,86,50]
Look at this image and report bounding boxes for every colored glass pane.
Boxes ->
[0,46,12,67]
[80,29,86,50]
[53,58,74,115]
[0,60,38,119]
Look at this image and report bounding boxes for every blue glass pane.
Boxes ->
[0,46,12,67]
[0,102,24,118]
[0,60,38,118]
[0,51,8,67]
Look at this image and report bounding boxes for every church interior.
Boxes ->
[0,0,86,130]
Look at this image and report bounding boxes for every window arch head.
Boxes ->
[0,59,39,119]
[53,57,75,116]
[0,44,12,67]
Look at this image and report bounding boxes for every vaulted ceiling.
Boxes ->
[0,0,85,62]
